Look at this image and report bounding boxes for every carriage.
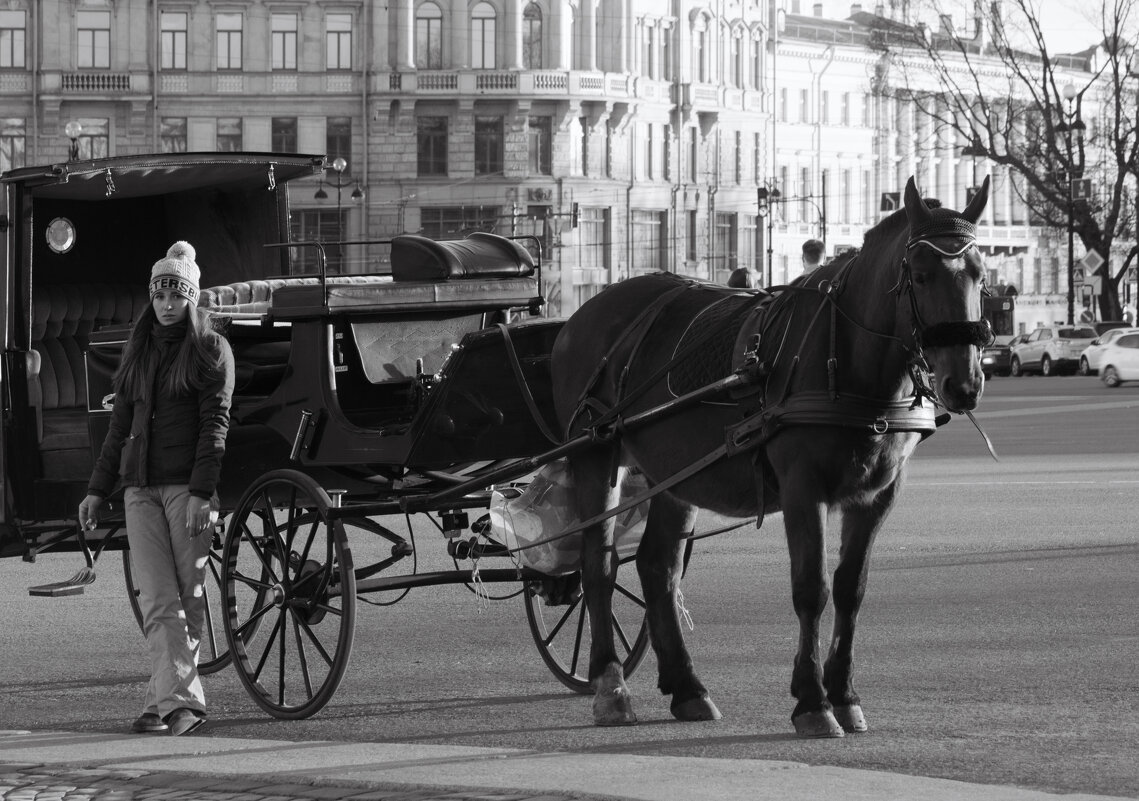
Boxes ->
[2,151,993,734]
[0,151,653,719]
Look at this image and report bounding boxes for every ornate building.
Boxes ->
[0,1,1115,323]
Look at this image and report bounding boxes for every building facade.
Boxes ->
[0,0,1114,324]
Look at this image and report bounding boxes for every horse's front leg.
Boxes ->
[782,491,844,738]
[824,479,899,734]
[572,450,636,726]
[637,492,721,722]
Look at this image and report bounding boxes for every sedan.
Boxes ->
[1100,332,1139,387]
[1078,327,1139,375]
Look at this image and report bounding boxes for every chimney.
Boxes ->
[851,3,863,14]
[814,2,824,15]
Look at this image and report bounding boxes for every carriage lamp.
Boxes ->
[64,121,82,161]
[1057,83,1086,325]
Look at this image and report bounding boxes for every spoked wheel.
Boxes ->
[523,560,650,694]
[123,538,231,675]
[222,469,356,719]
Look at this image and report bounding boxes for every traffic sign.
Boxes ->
[1080,250,1105,273]
[1072,178,1093,200]
[1072,267,1085,284]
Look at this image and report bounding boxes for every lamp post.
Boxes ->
[314,157,365,270]
[1057,84,1086,325]
[757,184,780,286]
[64,121,82,161]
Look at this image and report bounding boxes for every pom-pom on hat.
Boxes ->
[149,241,200,304]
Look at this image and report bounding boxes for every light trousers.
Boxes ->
[124,485,210,718]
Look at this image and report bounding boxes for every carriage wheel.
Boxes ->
[523,562,650,694]
[222,469,356,719]
[122,540,232,676]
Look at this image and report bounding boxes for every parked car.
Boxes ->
[1099,333,1139,387]
[981,342,1011,378]
[1009,326,1098,376]
[1094,320,1131,336]
[1077,327,1139,375]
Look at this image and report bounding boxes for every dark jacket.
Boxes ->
[88,322,234,500]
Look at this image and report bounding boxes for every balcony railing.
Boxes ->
[62,73,132,92]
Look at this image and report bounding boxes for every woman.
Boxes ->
[79,241,234,737]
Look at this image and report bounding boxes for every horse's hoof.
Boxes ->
[671,696,723,722]
[592,666,637,726]
[792,709,845,738]
[833,704,868,733]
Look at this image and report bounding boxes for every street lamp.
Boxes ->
[1056,83,1086,325]
[757,184,781,286]
[314,156,363,269]
[64,121,82,161]
[960,132,985,203]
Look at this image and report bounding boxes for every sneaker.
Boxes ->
[130,712,169,734]
[165,707,206,736]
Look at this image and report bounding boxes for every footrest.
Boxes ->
[28,567,96,597]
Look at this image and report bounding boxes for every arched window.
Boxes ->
[472,2,496,69]
[522,3,542,69]
[415,2,443,69]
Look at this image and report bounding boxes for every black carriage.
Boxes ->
[0,152,650,718]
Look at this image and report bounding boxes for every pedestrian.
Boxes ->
[801,238,825,275]
[78,241,234,737]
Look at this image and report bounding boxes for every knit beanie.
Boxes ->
[149,241,200,304]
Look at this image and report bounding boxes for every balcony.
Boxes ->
[156,71,360,96]
[379,69,669,102]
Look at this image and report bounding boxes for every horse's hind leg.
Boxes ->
[824,481,899,734]
[637,492,721,721]
[570,448,637,726]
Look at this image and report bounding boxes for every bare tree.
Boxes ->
[869,0,1138,322]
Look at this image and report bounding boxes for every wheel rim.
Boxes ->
[1042,357,1051,376]
[1079,358,1089,376]
[1104,367,1119,386]
[1011,358,1020,376]
[222,470,356,719]
[123,541,231,675]
[523,562,649,694]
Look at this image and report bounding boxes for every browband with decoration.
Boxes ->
[906,216,976,250]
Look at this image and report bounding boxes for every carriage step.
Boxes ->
[28,567,97,597]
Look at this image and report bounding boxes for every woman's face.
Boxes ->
[152,290,191,326]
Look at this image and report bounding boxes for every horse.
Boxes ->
[549,176,992,737]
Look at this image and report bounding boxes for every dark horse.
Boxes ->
[550,176,992,737]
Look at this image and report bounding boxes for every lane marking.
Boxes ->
[969,399,1139,418]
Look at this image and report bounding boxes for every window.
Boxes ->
[686,210,697,263]
[327,13,352,69]
[821,90,830,124]
[159,12,187,70]
[415,3,443,69]
[694,26,707,83]
[841,92,850,125]
[74,118,109,160]
[472,2,496,69]
[160,118,187,153]
[641,23,653,77]
[730,33,742,88]
[292,210,343,274]
[475,116,503,175]
[272,117,297,152]
[420,206,499,239]
[741,215,759,273]
[528,116,552,175]
[750,37,761,88]
[77,11,110,69]
[734,131,742,184]
[327,117,351,166]
[661,26,672,80]
[0,118,25,172]
[271,13,297,70]
[1,10,26,69]
[714,213,737,280]
[575,206,610,308]
[631,210,667,275]
[217,117,242,152]
[217,13,242,70]
[799,89,809,123]
[417,116,448,176]
[522,3,542,68]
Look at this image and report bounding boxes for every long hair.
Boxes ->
[114,305,226,400]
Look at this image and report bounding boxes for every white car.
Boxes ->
[1099,333,1139,387]
[1078,327,1139,375]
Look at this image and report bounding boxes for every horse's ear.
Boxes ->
[903,176,931,227]
[961,175,990,223]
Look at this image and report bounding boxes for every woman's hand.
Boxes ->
[78,495,103,530]
[186,496,218,537]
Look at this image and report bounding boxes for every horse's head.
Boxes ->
[902,175,991,412]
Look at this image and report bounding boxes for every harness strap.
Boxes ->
[496,323,561,445]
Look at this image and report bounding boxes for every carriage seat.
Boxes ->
[390,232,535,281]
[29,283,150,479]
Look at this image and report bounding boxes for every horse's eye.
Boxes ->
[912,271,928,285]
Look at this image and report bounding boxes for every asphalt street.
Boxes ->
[2,376,1137,799]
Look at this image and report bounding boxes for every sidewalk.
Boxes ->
[0,730,1129,801]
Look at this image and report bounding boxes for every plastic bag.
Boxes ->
[489,459,649,575]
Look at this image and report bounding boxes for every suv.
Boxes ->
[1009,326,1097,376]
